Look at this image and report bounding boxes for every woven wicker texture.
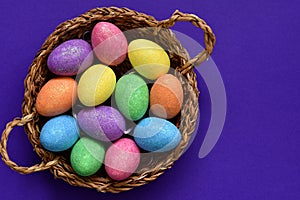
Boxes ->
[0,7,215,193]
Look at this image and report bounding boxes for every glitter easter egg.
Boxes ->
[128,39,170,80]
[47,39,93,76]
[77,64,116,106]
[114,74,149,121]
[40,115,79,152]
[134,117,181,152]
[150,74,183,119]
[77,106,125,141]
[70,137,105,176]
[36,77,77,117]
[105,138,140,181]
[91,22,128,65]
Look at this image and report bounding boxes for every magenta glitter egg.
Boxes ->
[105,138,140,181]
[91,22,128,65]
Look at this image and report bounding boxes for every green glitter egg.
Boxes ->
[70,137,105,176]
[115,74,149,121]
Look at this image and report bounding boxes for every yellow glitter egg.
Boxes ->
[128,39,170,80]
[78,64,116,106]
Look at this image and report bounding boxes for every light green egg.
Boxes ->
[115,74,149,121]
[70,137,105,176]
[128,39,170,80]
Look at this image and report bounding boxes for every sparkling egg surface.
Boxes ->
[105,138,140,181]
[115,73,149,121]
[77,105,125,141]
[77,64,116,106]
[91,22,128,65]
[47,39,93,76]
[134,117,181,152]
[128,39,170,80]
[36,77,77,117]
[40,115,79,152]
[150,74,183,119]
[71,137,105,176]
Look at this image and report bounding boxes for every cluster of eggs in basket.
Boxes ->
[37,22,184,180]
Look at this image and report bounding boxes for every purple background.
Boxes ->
[0,0,299,199]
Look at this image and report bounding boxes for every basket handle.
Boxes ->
[157,10,216,74]
[0,114,59,174]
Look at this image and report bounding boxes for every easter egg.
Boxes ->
[71,137,105,176]
[36,77,77,117]
[77,106,125,141]
[115,74,149,121]
[128,39,170,80]
[150,74,183,119]
[47,39,93,76]
[40,115,79,152]
[77,64,116,106]
[91,22,128,65]
[105,138,140,181]
[134,117,181,152]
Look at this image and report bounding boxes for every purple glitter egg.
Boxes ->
[47,39,94,76]
[77,106,125,141]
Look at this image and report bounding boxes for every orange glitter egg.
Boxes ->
[36,77,77,117]
[150,74,183,119]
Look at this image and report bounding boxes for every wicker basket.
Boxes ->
[0,7,215,193]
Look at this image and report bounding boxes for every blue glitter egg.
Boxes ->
[133,117,181,152]
[40,115,79,152]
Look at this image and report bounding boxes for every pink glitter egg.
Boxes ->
[105,138,140,181]
[91,22,128,65]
